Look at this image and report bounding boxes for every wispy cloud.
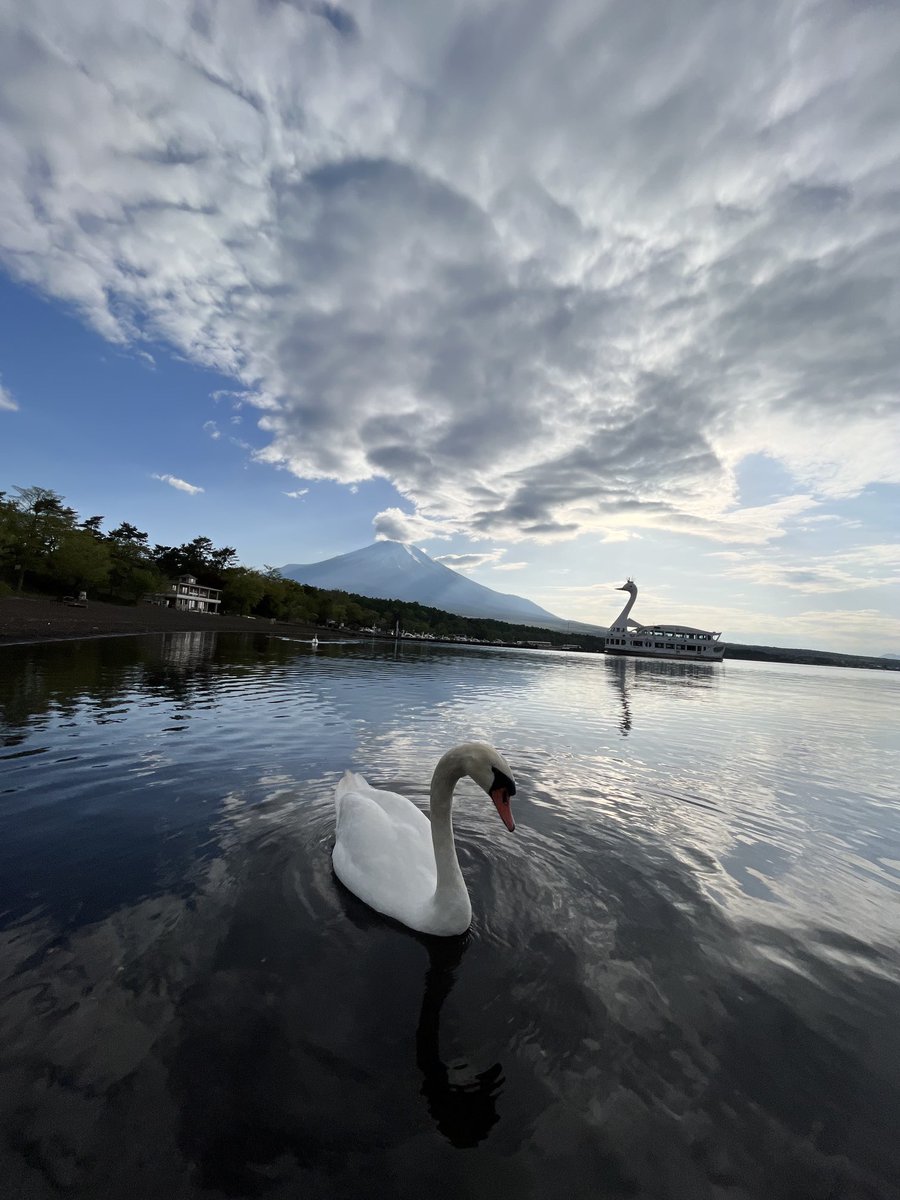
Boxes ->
[492,561,528,571]
[722,545,900,593]
[0,379,18,412]
[203,420,221,440]
[152,473,204,495]
[435,549,507,572]
[283,488,309,499]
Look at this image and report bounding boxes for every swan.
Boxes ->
[333,743,516,936]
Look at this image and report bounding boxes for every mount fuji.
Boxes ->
[279,541,592,631]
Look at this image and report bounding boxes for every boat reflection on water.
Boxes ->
[605,654,720,737]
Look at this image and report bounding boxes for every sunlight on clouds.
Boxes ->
[152,473,204,495]
[599,531,642,544]
[373,507,453,543]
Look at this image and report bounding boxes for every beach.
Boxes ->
[0,593,330,647]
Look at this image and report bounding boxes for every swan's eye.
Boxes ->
[491,767,516,797]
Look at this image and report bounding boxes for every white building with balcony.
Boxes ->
[144,574,222,613]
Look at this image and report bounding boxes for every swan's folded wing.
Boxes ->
[332,787,436,922]
[336,773,430,826]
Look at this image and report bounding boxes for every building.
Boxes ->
[144,574,222,613]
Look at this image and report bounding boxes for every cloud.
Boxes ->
[493,561,528,571]
[599,531,641,544]
[203,420,221,440]
[1,1,899,547]
[0,378,17,411]
[283,488,308,498]
[722,544,900,593]
[434,549,507,571]
[373,507,453,543]
[152,473,204,495]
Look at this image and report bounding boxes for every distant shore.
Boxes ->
[1,594,897,672]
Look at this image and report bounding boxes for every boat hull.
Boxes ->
[604,646,724,663]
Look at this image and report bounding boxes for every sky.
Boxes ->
[1,0,898,655]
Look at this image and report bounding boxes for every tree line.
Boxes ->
[0,485,603,647]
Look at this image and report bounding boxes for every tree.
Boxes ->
[151,537,237,587]
[51,528,112,592]
[105,521,160,601]
[221,567,265,616]
[107,522,148,547]
[1,487,78,591]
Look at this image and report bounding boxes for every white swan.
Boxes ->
[333,743,516,936]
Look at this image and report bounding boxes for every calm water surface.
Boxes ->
[1,633,898,1199]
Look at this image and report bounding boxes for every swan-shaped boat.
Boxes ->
[605,579,724,661]
[332,743,516,936]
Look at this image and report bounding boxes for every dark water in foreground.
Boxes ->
[1,633,898,1199]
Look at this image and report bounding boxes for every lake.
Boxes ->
[1,633,898,1199]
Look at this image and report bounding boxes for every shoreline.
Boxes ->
[0,594,334,648]
[2,594,898,671]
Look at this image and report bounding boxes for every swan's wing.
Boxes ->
[336,772,429,825]
[333,777,436,924]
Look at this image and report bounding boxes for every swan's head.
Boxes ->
[461,743,517,833]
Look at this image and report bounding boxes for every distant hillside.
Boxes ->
[280,541,603,633]
[724,643,900,671]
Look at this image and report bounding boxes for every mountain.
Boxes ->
[280,541,596,632]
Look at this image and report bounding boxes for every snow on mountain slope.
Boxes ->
[280,541,581,629]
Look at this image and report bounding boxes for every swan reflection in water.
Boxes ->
[415,934,503,1148]
[335,880,506,1149]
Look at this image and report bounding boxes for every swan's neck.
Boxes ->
[611,584,637,631]
[429,757,469,907]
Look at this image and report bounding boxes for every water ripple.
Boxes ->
[0,635,898,1197]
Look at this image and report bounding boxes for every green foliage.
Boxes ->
[151,537,237,587]
[51,527,112,591]
[221,566,266,616]
[0,486,81,592]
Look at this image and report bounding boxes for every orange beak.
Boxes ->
[490,787,515,832]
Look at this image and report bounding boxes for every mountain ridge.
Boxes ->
[280,541,603,633]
